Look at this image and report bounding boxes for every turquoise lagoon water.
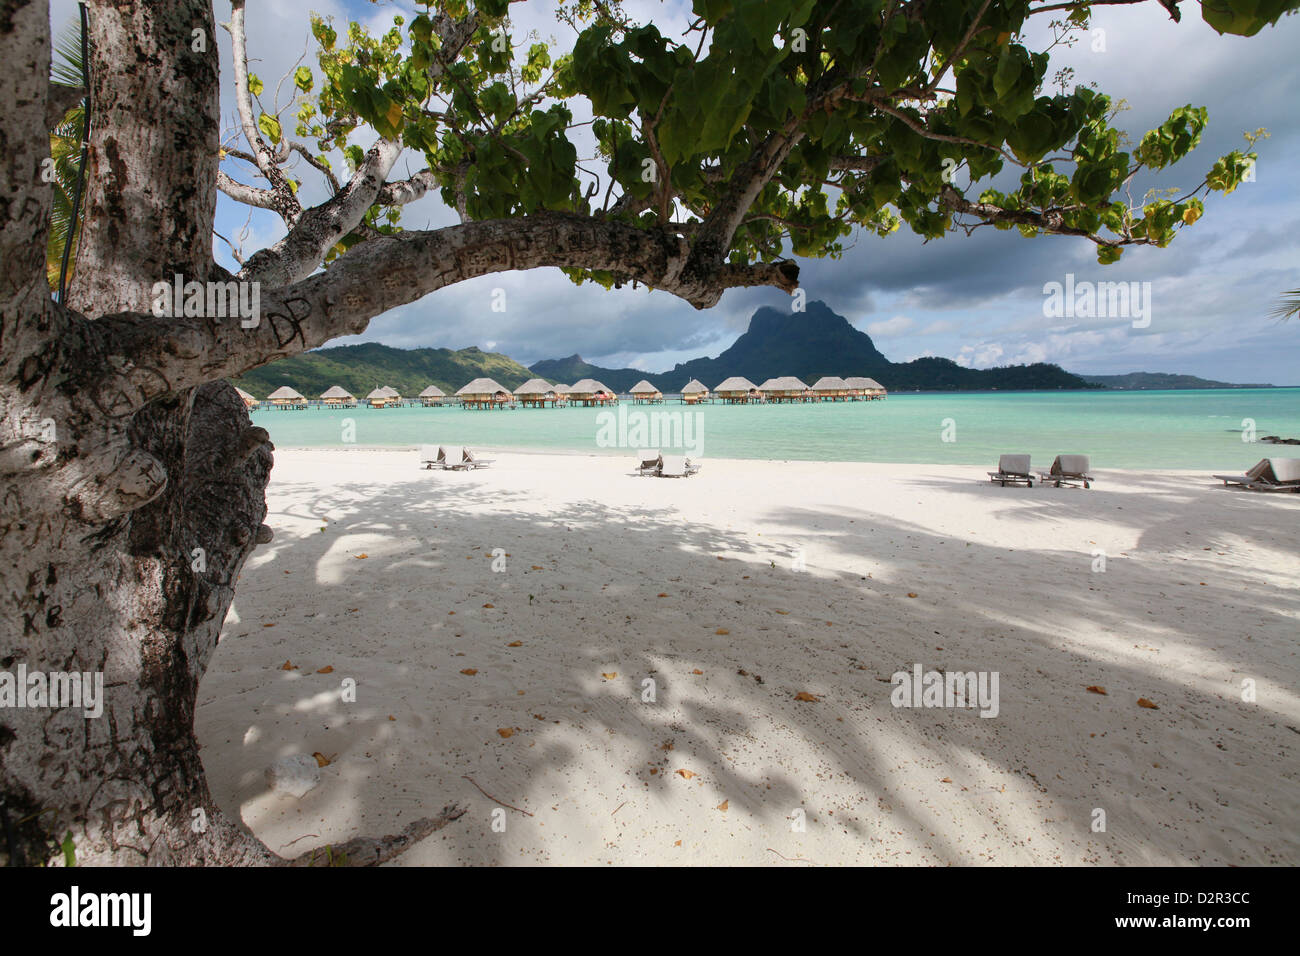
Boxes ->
[250,388,1300,470]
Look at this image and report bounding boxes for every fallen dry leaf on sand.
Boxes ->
[940,777,952,783]
[497,728,515,738]
[531,565,543,570]
[355,553,367,559]
[775,609,789,615]
[676,769,696,780]
[674,840,682,847]
[1086,685,1107,695]
[794,692,820,702]
[715,628,730,635]
[387,715,396,721]
[316,666,334,674]
[280,660,297,670]
[507,641,522,647]
[692,669,704,675]
[717,800,729,812]
[907,592,918,598]
[657,593,669,598]
[1137,698,1159,709]
[263,623,276,628]
[313,752,332,767]
[482,603,495,608]
[460,668,478,676]
[602,672,618,679]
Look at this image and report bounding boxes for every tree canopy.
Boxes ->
[215,0,1292,317]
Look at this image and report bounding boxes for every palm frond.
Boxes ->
[1270,290,1300,322]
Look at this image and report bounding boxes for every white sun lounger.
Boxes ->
[988,454,1033,487]
[658,455,700,478]
[420,444,449,469]
[1212,457,1300,492]
[459,447,494,470]
[636,449,664,476]
[1038,454,1094,488]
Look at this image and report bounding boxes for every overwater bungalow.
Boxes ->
[628,380,663,404]
[551,383,572,406]
[365,386,401,408]
[844,376,887,400]
[758,376,810,403]
[810,376,851,402]
[266,385,307,409]
[418,385,447,407]
[568,378,616,407]
[235,387,260,408]
[714,376,761,404]
[680,379,710,404]
[457,377,513,409]
[320,385,357,408]
[515,378,560,408]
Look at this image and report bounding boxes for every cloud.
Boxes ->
[865,316,914,337]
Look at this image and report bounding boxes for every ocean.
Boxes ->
[249,388,1300,470]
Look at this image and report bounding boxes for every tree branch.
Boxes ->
[216,171,281,210]
[85,212,801,414]
[228,0,301,225]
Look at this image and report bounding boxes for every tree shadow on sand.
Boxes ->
[196,467,1299,865]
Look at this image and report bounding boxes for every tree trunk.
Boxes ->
[0,0,460,866]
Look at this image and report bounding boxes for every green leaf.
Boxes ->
[248,74,264,97]
[61,832,76,868]
[294,67,314,93]
[257,113,281,144]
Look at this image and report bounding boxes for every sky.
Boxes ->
[51,0,1300,384]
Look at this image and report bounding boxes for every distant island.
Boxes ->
[232,300,1271,396]
[532,301,1090,392]
[1079,372,1274,390]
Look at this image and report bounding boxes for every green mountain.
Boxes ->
[231,342,534,399]
[1080,372,1273,389]
[532,300,1093,392]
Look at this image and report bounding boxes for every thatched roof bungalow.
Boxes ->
[810,375,850,401]
[266,385,307,408]
[758,376,810,403]
[320,385,357,407]
[629,380,663,404]
[514,377,559,408]
[457,377,513,409]
[418,385,447,406]
[714,376,760,404]
[680,378,710,404]
[568,378,616,407]
[364,386,402,408]
[843,376,887,400]
[235,386,259,408]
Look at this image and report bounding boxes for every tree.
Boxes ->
[1,0,1293,866]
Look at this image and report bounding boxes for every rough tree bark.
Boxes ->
[0,0,470,866]
[0,0,795,865]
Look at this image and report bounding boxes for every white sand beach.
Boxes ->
[195,449,1300,865]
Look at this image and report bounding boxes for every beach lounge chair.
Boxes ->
[636,449,663,476]
[1212,457,1300,492]
[988,454,1033,487]
[460,447,494,470]
[658,455,700,478]
[420,445,448,469]
[1038,454,1094,488]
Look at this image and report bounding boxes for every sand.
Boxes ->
[195,449,1300,865]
